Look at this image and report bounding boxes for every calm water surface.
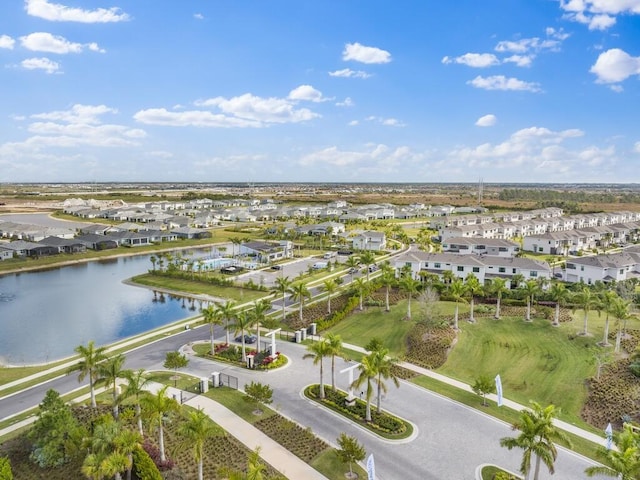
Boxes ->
[0,253,207,365]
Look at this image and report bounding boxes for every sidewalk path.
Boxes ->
[144,382,328,480]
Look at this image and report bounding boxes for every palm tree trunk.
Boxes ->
[319,361,325,399]
[533,454,542,480]
[469,297,475,323]
[210,325,215,356]
[385,286,390,312]
[454,303,459,330]
[359,293,363,311]
[299,302,303,322]
[495,295,501,320]
[127,454,133,480]
[90,378,97,408]
[365,384,372,422]
[602,315,610,345]
[113,385,119,419]
[198,459,203,480]
[376,375,382,413]
[615,328,622,353]
[553,303,560,326]
[225,319,230,344]
[583,311,589,335]
[241,336,247,362]
[407,295,412,320]
[282,294,286,322]
[136,403,143,436]
[526,297,531,321]
[331,356,336,391]
[159,422,166,462]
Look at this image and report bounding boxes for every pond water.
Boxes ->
[0,252,211,365]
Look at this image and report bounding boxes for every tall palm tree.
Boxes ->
[379,262,396,312]
[352,277,368,311]
[231,310,253,362]
[69,340,108,408]
[464,273,483,323]
[97,353,131,419]
[511,273,525,290]
[611,297,633,354]
[271,276,293,323]
[521,280,540,322]
[574,286,600,336]
[352,353,378,423]
[201,305,223,356]
[289,283,311,324]
[250,299,271,344]
[500,402,571,480]
[214,300,237,345]
[548,282,568,327]
[370,346,400,413]
[448,279,466,331]
[303,339,331,399]
[114,428,142,480]
[140,385,180,463]
[121,369,150,436]
[599,290,619,347]
[325,333,344,391]
[359,251,376,281]
[177,408,220,480]
[585,423,640,479]
[490,278,508,320]
[399,275,421,320]
[321,279,338,314]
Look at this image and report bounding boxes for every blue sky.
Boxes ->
[0,0,639,184]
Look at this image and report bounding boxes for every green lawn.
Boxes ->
[130,273,268,302]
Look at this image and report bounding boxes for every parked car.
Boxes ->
[235,334,257,344]
[271,265,282,270]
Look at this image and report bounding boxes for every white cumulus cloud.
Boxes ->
[442,53,499,68]
[590,48,640,84]
[194,13,204,20]
[559,0,640,30]
[21,57,61,74]
[288,85,326,102]
[503,55,534,67]
[336,97,354,107]
[20,32,104,54]
[328,68,371,78]
[0,34,15,49]
[342,42,391,64]
[25,0,130,23]
[468,75,542,92]
[475,114,497,127]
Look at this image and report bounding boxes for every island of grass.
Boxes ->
[479,464,522,479]
[304,384,413,440]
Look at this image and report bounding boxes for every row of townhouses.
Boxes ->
[563,246,640,285]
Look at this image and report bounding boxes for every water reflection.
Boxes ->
[0,251,210,365]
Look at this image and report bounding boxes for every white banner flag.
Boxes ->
[366,453,375,480]
[605,422,613,450]
[495,374,503,407]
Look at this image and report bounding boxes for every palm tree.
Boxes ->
[490,278,508,320]
[511,273,525,290]
[69,340,108,408]
[140,385,180,463]
[611,297,633,354]
[379,262,396,312]
[345,256,360,282]
[202,305,223,356]
[214,300,237,345]
[574,286,600,336]
[82,453,106,480]
[448,279,466,331]
[321,279,338,314]
[289,283,311,324]
[548,282,568,327]
[250,299,271,344]
[303,339,331,399]
[370,346,400,413]
[149,255,157,272]
[359,251,376,281]
[229,236,243,257]
[442,270,454,285]
[599,290,619,347]
[352,277,368,311]
[399,275,421,320]
[97,353,131,419]
[121,369,150,436]
[500,402,571,480]
[114,428,142,480]
[585,423,640,479]
[352,353,377,423]
[465,273,483,323]
[271,276,293,323]
[325,333,344,391]
[231,310,253,362]
[521,280,540,322]
[177,408,220,480]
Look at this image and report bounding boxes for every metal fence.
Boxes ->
[219,373,239,390]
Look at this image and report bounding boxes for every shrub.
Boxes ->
[133,446,163,480]
[0,457,12,480]
[142,439,175,471]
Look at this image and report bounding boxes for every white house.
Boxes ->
[352,231,386,251]
[442,237,520,257]
[565,250,640,284]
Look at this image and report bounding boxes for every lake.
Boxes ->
[0,253,208,365]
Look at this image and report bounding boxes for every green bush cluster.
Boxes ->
[151,269,234,287]
[316,296,360,331]
[307,385,406,435]
[132,446,163,480]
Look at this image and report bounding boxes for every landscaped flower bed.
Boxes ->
[253,415,329,463]
[305,384,410,438]
[405,323,457,369]
[194,343,288,371]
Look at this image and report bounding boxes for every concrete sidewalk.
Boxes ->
[143,382,328,480]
